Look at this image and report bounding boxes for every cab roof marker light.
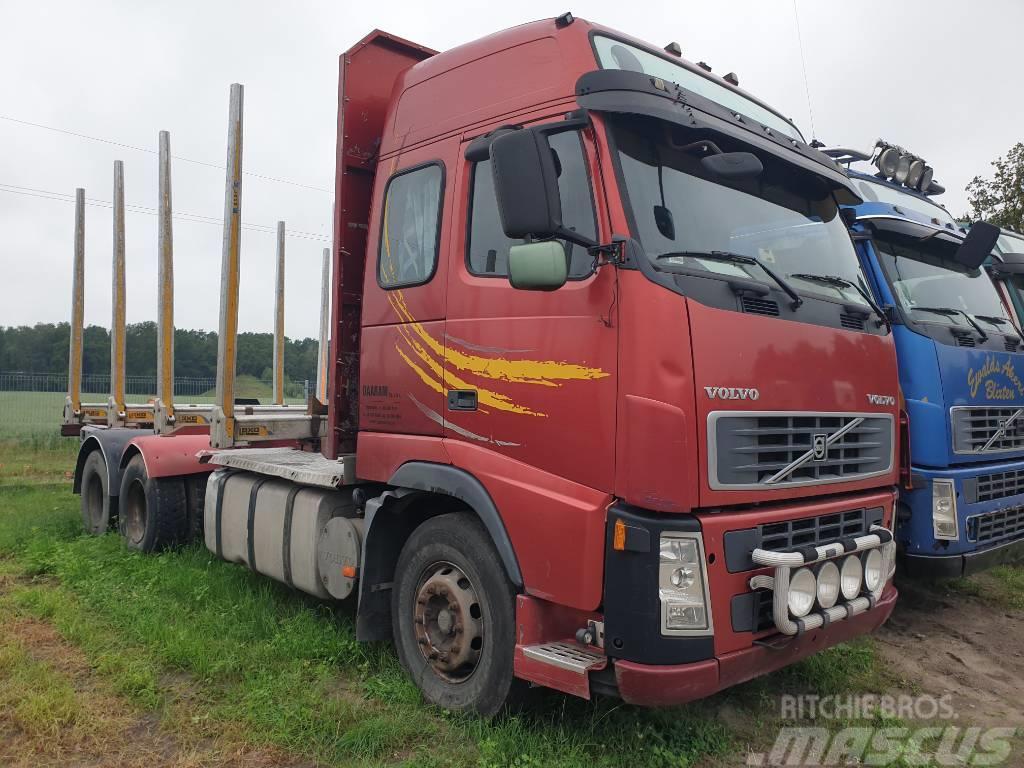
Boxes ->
[724,72,739,86]
[664,41,682,57]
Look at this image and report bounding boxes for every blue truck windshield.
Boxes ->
[593,35,804,142]
[875,238,1010,328]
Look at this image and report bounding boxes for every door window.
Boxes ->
[378,163,444,288]
[467,132,597,278]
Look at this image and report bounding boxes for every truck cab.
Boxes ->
[68,15,901,716]
[310,17,899,711]
[830,142,1024,577]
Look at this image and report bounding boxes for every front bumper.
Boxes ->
[899,462,1024,574]
[903,535,1024,579]
[612,584,897,706]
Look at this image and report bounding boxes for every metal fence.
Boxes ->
[0,371,309,437]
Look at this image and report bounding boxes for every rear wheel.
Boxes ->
[117,455,187,552]
[80,450,116,535]
[392,512,520,716]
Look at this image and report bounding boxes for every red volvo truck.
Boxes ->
[74,14,901,715]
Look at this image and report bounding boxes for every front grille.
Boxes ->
[967,506,1024,544]
[760,508,877,552]
[840,313,866,331]
[951,407,1024,454]
[951,329,976,347]
[722,506,885,572]
[971,469,1024,503]
[710,412,894,489]
[1006,337,1020,352]
[741,296,779,317]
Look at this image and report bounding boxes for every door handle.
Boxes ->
[447,390,478,411]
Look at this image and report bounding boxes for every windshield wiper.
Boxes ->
[655,251,803,309]
[789,273,890,330]
[974,314,1008,325]
[912,306,989,342]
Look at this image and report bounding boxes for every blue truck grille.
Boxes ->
[967,506,1024,544]
[951,407,1024,454]
[967,469,1024,503]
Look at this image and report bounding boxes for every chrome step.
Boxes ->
[521,642,605,673]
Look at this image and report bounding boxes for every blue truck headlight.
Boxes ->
[931,479,959,541]
[659,533,713,634]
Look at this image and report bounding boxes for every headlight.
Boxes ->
[840,555,863,600]
[906,159,926,188]
[919,166,934,191]
[932,479,958,541]
[787,567,816,617]
[816,561,840,609]
[864,549,883,593]
[659,534,711,634]
[877,146,901,177]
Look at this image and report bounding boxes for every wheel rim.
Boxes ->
[413,561,483,682]
[123,479,147,545]
[83,473,104,530]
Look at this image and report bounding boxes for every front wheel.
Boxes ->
[391,512,521,717]
[117,455,187,552]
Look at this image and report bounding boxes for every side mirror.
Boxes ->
[508,241,568,291]
[490,129,563,240]
[954,220,1000,270]
[701,151,763,180]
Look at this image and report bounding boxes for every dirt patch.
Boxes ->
[874,576,1024,727]
[0,616,314,768]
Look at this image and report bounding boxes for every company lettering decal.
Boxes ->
[704,386,760,401]
[967,355,1024,401]
[867,394,896,406]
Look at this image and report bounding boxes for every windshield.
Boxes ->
[853,178,958,229]
[997,231,1024,255]
[593,35,803,142]
[610,116,868,306]
[874,238,1010,328]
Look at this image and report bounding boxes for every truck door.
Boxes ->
[360,149,452,438]
[444,128,617,491]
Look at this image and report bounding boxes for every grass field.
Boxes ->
[1,442,1018,766]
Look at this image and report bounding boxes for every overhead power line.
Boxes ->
[0,114,332,194]
[0,183,330,243]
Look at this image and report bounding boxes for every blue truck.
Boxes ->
[824,141,1024,577]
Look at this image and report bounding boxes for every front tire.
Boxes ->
[391,512,520,717]
[80,450,116,535]
[117,455,187,552]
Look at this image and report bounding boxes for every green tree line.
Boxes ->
[0,322,319,382]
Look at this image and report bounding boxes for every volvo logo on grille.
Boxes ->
[867,394,896,406]
[812,433,828,461]
[704,386,760,401]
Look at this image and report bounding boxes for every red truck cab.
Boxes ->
[308,16,900,713]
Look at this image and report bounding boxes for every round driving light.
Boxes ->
[788,567,816,618]
[876,147,900,177]
[894,154,912,184]
[906,159,926,188]
[919,166,934,192]
[864,549,883,592]
[671,566,695,589]
[816,561,841,609]
[840,555,863,600]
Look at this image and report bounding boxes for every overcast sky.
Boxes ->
[2,0,1021,340]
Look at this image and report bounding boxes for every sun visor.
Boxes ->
[575,69,863,205]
